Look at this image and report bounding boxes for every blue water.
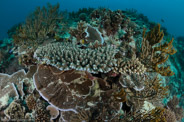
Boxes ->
[0,0,184,40]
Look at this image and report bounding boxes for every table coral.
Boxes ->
[34,42,117,74]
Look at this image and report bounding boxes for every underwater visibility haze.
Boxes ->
[0,0,184,121]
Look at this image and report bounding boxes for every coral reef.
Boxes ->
[0,38,21,73]
[0,4,182,121]
[4,100,25,120]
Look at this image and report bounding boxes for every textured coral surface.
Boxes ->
[0,4,183,122]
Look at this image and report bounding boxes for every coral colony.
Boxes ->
[0,3,183,122]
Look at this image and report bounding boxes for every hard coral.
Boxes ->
[33,65,95,111]
[91,8,126,35]
[4,100,25,120]
[34,65,121,121]
[140,24,177,76]
[70,21,104,45]
[34,42,117,74]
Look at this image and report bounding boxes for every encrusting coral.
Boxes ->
[4,100,25,120]
[34,64,121,121]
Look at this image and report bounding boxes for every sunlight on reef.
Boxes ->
[0,3,183,122]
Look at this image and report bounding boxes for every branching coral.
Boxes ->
[140,24,177,76]
[34,42,117,74]
[90,9,126,35]
[13,3,63,48]
[2,6,180,122]
[114,57,146,75]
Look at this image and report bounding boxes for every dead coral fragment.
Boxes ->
[140,24,177,76]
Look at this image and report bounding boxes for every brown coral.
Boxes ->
[90,8,126,35]
[69,21,87,42]
[34,64,121,121]
[33,64,96,111]
[4,100,25,120]
[26,94,37,110]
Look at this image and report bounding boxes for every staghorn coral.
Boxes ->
[114,57,146,75]
[128,75,168,100]
[34,42,117,74]
[140,24,177,76]
[13,3,63,48]
[113,56,146,91]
